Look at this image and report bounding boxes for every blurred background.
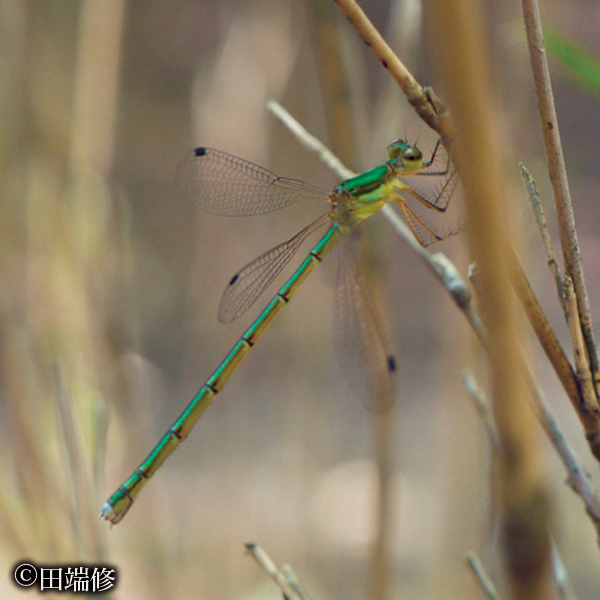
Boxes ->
[1,0,600,598]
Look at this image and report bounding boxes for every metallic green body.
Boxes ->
[339,164,388,194]
[102,226,342,523]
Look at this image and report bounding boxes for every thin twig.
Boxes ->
[521,0,600,395]
[524,362,600,540]
[561,276,600,453]
[564,276,596,401]
[462,371,500,450]
[281,564,313,600]
[519,163,565,307]
[507,247,578,401]
[463,293,600,542]
[333,0,455,145]
[508,247,600,461]
[465,552,500,600]
[266,99,353,180]
[245,543,308,600]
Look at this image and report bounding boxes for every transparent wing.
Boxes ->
[176,147,328,216]
[332,235,397,412]
[218,214,330,323]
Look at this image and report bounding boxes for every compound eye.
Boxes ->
[403,146,422,162]
[387,139,407,160]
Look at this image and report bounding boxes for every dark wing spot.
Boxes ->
[194,147,207,157]
[381,59,388,68]
[229,273,239,286]
[387,355,396,373]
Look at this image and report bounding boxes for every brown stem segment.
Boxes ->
[333,0,456,145]
[521,0,600,397]
[508,248,600,461]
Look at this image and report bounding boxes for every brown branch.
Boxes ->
[519,163,565,311]
[521,0,600,396]
[333,0,455,145]
[564,277,598,405]
[508,248,600,460]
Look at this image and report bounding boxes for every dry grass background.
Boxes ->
[1,0,600,598]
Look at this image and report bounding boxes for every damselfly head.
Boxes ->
[387,139,424,170]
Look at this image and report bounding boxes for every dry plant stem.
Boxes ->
[267,99,354,180]
[521,0,600,394]
[333,0,455,145]
[245,544,307,600]
[519,163,565,308]
[326,2,565,371]
[465,304,600,542]
[564,277,597,402]
[428,0,553,596]
[428,252,488,346]
[462,371,500,450]
[336,0,600,468]
[524,364,600,538]
[387,213,489,347]
[281,565,312,600]
[563,274,600,454]
[382,206,486,334]
[508,249,577,402]
[330,0,598,443]
[508,248,600,460]
[465,552,500,600]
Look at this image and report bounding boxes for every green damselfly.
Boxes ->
[101,139,457,524]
